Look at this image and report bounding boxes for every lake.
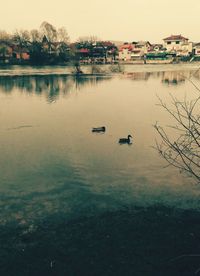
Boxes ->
[1,65,200,275]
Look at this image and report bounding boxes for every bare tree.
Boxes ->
[13,29,30,60]
[77,36,99,44]
[57,27,70,44]
[40,21,57,43]
[0,30,11,41]
[154,81,200,182]
[30,29,42,42]
[13,29,30,46]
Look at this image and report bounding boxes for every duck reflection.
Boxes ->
[0,75,111,102]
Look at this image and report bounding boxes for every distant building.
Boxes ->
[193,43,200,56]
[151,44,166,52]
[163,35,192,56]
[131,41,151,60]
[0,41,31,63]
[12,45,30,60]
[0,41,13,63]
[118,41,152,61]
[118,43,133,61]
[74,40,117,64]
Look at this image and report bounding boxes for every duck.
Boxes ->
[92,126,106,133]
[118,135,132,144]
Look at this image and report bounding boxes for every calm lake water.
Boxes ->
[1,65,200,275]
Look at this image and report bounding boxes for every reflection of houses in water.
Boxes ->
[0,75,112,102]
[73,75,111,90]
[161,71,187,85]
[123,72,151,81]
[123,70,198,85]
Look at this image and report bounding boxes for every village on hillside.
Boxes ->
[0,23,200,65]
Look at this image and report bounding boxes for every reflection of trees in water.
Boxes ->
[0,75,111,102]
[122,72,151,81]
[73,75,111,90]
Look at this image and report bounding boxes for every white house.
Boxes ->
[118,44,133,61]
[118,41,152,61]
[163,35,192,56]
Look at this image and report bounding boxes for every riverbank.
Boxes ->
[0,63,200,76]
[1,205,200,276]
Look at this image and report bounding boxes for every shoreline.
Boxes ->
[1,205,200,276]
[0,63,199,77]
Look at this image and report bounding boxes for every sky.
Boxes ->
[1,0,200,43]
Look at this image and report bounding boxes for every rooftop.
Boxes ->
[119,44,133,51]
[163,35,188,41]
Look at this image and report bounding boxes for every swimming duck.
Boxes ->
[118,135,132,144]
[92,126,106,133]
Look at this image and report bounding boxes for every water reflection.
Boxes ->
[122,72,151,81]
[0,70,199,103]
[161,71,186,86]
[122,70,200,86]
[0,75,112,102]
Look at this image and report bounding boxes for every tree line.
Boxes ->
[0,22,118,65]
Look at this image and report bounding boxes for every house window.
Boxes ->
[167,42,171,45]
[176,41,180,44]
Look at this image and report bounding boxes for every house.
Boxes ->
[118,41,152,61]
[193,43,200,56]
[131,41,151,60]
[0,40,31,63]
[163,35,192,56]
[0,41,13,63]
[100,41,118,63]
[11,44,30,60]
[118,43,133,61]
[74,40,117,64]
[151,44,166,52]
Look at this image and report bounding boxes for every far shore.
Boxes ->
[0,63,200,77]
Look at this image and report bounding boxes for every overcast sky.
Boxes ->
[1,0,200,43]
